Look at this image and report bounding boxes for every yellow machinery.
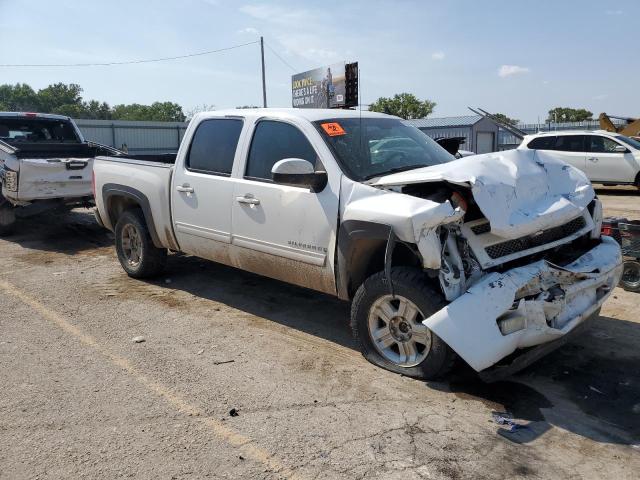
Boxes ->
[599,113,640,138]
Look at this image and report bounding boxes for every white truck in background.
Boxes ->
[0,112,120,234]
[93,109,622,381]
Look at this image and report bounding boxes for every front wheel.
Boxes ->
[115,209,167,278]
[620,260,640,292]
[350,267,457,380]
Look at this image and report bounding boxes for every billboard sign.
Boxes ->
[292,62,347,109]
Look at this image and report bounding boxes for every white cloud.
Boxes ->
[606,10,623,15]
[238,27,259,35]
[431,51,445,61]
[240,4,312,24]
[498,65,530,78]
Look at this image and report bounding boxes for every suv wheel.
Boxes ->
[115,209,167,278]
[351,267,457,380]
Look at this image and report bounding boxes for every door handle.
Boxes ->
[236,195,260,206]
[176,184,194,193]
[588,157,599,162]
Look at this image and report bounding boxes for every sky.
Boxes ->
[0,0,637,122]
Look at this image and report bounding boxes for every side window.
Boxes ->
[245,121,317,180]
[554,135,585,152]
[588,136,624,153]
[527,136,556,150]
[186,119,243,175]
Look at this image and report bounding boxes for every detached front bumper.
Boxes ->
[423,236,623,372]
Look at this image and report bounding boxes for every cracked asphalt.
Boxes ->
[1,188,639,479]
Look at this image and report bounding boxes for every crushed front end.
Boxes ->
[423,235,622,374]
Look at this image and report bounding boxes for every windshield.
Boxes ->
[0,118,80,144]
[314,117,453,181]
[615,135,640,150]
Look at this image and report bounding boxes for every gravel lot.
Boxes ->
[1,188,639,479]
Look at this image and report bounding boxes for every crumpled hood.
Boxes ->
[370,149,595,238]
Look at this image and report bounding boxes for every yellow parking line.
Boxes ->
[0,279,306,479]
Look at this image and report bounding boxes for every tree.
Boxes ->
[368,93,436,120]
[0,83,40,111]
[490,113,519,126]
[111,102,185,122]
[37,83,83,113]
[547,107,593,123]
[0,82,186,122]
[185,103,216,120]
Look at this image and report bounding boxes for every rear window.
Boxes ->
[554,135,586,152]
[186,119,243,175]
[0,118,79,143]
[527,136,556,150]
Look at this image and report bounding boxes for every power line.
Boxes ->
[0,41,259,67]
[264,42,298,72]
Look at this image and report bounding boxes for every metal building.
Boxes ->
[406,115,500,154]
[74,119,188,154]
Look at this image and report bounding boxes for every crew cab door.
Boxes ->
[586,135,637,183]
[171,118,244,263]
[230,119,338,294]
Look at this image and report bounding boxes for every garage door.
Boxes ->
[476,132,494,154]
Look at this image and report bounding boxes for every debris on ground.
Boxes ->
[589,386,604,395]
[229,408,239,417]
[196,349,205,355]
[213,360,234,365]
[132,336,146,343]
[492,412,530,432]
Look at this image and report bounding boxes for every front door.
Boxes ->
[230,119,338,294]
[586,135,637,183]
[171,118,244,263]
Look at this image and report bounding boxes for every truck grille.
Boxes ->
[470,221,491,235]
[485,216,587,259]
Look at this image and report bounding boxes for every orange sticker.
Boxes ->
[321,122,346,136]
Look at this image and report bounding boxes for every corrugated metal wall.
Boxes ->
[75,119,189,154]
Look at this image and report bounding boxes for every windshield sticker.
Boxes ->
[321,122,346,136]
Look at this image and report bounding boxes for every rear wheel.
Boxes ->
[0,202,16,237]
[351,267,457,380]
[620,260,640,292]
[115,209,166,278]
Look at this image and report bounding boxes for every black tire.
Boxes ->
[114,209,166,278]
[0,203,16,237]
[620,260,640,293]
[350,267,457,380]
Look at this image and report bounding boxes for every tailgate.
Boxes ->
[17,157,93,201]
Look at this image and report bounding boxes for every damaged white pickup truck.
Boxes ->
[93,109,622,380]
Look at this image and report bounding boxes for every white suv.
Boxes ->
[518,130,640,188]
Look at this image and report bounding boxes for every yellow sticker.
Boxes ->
[321,122,346,136]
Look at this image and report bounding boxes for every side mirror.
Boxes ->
[271,158,327,192]
[614,145,628,153]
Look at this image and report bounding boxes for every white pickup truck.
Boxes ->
[93,109,622,381]
[0,112,120,234]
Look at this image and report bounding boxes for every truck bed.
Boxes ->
[93,155,177,250]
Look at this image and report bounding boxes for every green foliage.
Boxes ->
[368,93,436,120]
[547,107,593,123]
[491,113,520,126]
[0,82,186,121]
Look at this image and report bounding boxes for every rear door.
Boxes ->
[171,117,244,264]
[586,135,637,183]
[230,119,339,294]
[552,135,587,173]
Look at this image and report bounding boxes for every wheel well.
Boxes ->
[635,171,640,188]
[106,195,142,228]
[346,239,423,299]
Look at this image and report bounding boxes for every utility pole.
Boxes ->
[260,36,267,108]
